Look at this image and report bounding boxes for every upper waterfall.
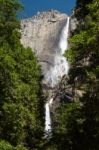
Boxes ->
[59,17,70,55]
[21,10,70,88]
[44,17,70,87]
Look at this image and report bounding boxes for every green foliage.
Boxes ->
[0,140,27,150]
[51,103,82,150]
[0,140,13,150]
[64,0,99,149]
[52,0,99,150]
[0,0,44,149]
[74,0,93,21]
[15,145,27,150]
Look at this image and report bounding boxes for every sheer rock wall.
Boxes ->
[20,10,68,82]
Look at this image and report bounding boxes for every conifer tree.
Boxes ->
[51,0,99,149]
[0,0,44,149]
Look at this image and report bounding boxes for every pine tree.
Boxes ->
[64,0,99,149]
[51,0,99,149]
[0,0,44,149]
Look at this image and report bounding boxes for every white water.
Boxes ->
[59,17,70,55]
[45,98,53,134]
[44,17,70,87]
[45,17,70,135]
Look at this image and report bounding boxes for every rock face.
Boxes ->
[69,16,78,32]
[21,10,78,130]
[20,10,69,86]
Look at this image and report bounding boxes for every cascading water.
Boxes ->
[59,17,70,55]
[44,17,70,87]
[45,17,70,135]
[45,98,53,135]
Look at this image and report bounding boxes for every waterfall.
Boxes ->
[44,17,70,135]
[45,98,53,135]
[44,17,70,87]
[59,17,70,55]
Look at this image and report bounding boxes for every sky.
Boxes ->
[19,0,76,19]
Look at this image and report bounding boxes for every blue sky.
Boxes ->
[19,0,76,19]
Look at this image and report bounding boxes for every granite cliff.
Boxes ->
[20,10,76,87]
[20,10,78,133]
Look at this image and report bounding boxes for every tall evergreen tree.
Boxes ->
[0,0,44,149]
[75,0,93,21]
[64,0,99,149]
[51,0,99,150]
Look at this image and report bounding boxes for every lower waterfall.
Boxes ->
[45,98,53,135]
[44,17,70,136]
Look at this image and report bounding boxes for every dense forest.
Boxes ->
[0,0,99,150]
[0,0,44,149]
